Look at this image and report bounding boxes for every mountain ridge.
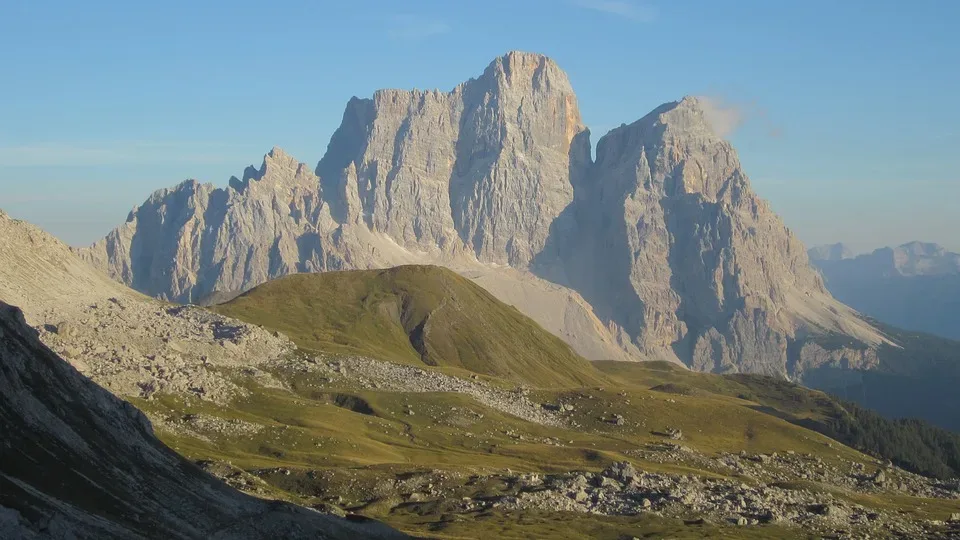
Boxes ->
[80,51,889,380]
[810,241,960,340]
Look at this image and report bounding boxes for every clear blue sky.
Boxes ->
[1,0,958,252]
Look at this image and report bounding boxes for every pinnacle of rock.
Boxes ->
[78,52,887,377]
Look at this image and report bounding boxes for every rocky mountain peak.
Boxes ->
[809,243,855,262]
[230,147,315,194]
[897,241,945,258]
[81,52,887,377]
[480,51,571,93]
[594,97,744,203]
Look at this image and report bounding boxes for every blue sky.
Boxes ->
[1,0,957,252]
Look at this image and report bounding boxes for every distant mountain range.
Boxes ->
[810,242,960,340]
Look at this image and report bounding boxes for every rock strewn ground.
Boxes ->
[267,353,566,427]
[484,462,957,538]
[34,298,294,404]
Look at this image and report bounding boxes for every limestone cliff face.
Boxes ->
[80,53,887,375]
[551,97,884,375]
[318,51,589,267]
[82,147,347,303]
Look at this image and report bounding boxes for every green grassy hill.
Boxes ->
[597,360,960,479]
[213,265,605,388]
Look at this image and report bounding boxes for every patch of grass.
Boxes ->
[595,360,960,479]
[131,360,960,538]
[213,266,605,388]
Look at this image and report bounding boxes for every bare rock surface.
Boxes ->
[0,210,294,404]
[0,300,406,539]
[272,353,567,427]
[547,96,888,375]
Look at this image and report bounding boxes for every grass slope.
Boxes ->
[213,265,604,388]
[136,360,960,538]
[597,360,960,479]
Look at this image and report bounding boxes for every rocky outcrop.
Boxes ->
[0,210,296,404]
[0,301,404,539]
[811,242,960,339]
[80,148,347,303]
[77,53,632,363]
[317,51,589,267]
[80,52,887,376]
[544,97,886,375]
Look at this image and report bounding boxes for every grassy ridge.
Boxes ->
[214,265,605,388]
[597,360,960,479]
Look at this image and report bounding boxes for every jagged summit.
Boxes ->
[82,52,887,379]
[594,95,744,203]
[230,146,316,193]
[479,51,571,91]
[316,50,587,266]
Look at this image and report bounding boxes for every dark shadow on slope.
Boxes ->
[0,301,406,539]
[529,129,648,347]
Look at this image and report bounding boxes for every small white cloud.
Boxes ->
[695,95,784,139]
[569,0,656,22]
[387,14,452,41]
[696,96,746,138]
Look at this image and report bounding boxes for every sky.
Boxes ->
[1,0,958,253]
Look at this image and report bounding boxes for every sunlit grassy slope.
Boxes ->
[597,360,960,479]
[191,266,960,537]
[213,265,605,388]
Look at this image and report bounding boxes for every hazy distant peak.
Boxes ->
[808,243,855,262]
[896,241,945,257]
[812,240,960,277]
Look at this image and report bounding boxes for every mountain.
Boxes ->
[536,96,885,375]
[78,51,892,381]
[0,300,404,539]
[212,265,604,388]
[808,242,855,262]
[79,147,636,363]
[811,242,960,339]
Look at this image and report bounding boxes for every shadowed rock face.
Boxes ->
[79,52,885,376]
[542,97,884,375]
[0,301,405,540]
[811,242,960,339]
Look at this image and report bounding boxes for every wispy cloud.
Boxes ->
[387,14,452,41]
[697,96,746,138]
[569,0,656,22]
[696,95,783,139]
[0,141,255,167]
